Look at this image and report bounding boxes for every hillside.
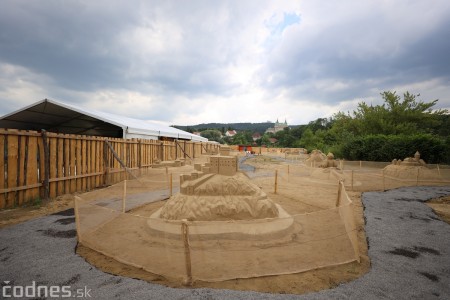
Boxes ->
[173,122,276,134]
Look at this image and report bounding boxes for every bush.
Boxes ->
[341,134,448,163]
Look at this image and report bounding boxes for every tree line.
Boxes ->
[175,91,450,163]
[268,91,449,163]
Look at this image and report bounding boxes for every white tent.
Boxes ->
[0,99,208,142]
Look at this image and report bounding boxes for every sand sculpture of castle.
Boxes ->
[391,151,426,167]
[159,153,282,221]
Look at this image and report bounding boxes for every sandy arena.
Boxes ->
[1,152,450,297]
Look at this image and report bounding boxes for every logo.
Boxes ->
[2,281,91,298]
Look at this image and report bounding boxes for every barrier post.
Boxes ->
[335,180,343,207]
[437,164,441,176]
[287,165,290,182]
[416,168,419,186]
[169,173,173,197]
[351,170,354,191]
[122,180,127,213]
[74,196,82,243]
[181,220,192,286]
[359,160,362,169]
[274,170,278,194]
[382,169,385,191]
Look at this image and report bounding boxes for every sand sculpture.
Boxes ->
[305,149,327,166]
[384,151,441,180]
[391,151,426,167]
[152,157,185,168]
[148,154,293,235]
[320,152,339,168]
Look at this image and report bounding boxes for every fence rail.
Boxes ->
[0,128,219,209]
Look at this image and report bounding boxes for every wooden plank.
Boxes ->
[17,135,26,205]
[57,137,64,195]
[70,138,76,193]
[26,136,39,203]
[0,129,41,137]
[95,138,101,187]
[7,135,19,208]
[0,135,5,209]
[1,183,42,193]
[49,137,57,198]
[76,139,82,191]
[85,140,91,190]
[37,133,46,200]
[89,140,95,189]
[81,139,87,191]
[48,171,104,182]
[64,138,70,194]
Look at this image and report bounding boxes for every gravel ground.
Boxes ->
[1,185,450,299]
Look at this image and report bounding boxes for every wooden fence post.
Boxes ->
[122,180,127,213]
[103,140,109,186]
[416,168,419,186]
[351,170,354,191]
[274,170,278,194]
[181,220,193,286]
[437,164,441,176]
[169,173,173,197]
[335,180,343,207]
[382,169,385,191]
[359,160,362,169]
[41,130,50,200]
[74,196,83,243]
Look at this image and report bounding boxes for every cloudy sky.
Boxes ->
[1,0,449,126]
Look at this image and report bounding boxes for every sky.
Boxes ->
[1,0,449,126]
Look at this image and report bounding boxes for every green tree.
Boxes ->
[200,129,223,142]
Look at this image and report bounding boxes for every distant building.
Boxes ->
[252,132,261,141]
[268,138,278,144]
[225,130,237,137]
[192,131,202,136]
[265,119,288,134]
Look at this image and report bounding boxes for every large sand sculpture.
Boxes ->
[149,154,293,236]
[160,172,279,221]
[384,151,441,180]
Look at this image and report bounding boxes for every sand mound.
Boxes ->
[383,165,441,180]
[160,172,279,221]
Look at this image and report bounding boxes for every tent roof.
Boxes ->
[0,99,208,142]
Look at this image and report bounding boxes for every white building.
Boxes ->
[0,98,208,142]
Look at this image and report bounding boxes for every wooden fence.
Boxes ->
[0,129,220,209]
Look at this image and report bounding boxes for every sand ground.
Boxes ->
[1,154,449,296]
